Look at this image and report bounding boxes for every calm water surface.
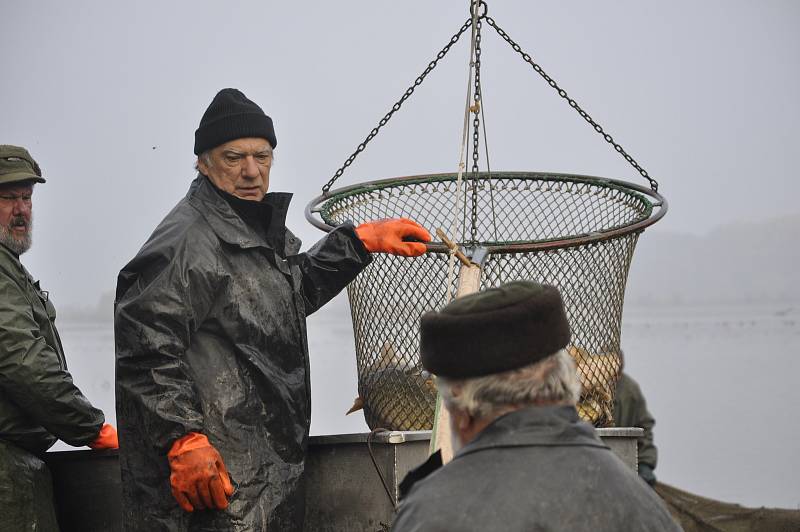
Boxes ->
[53,295,800,509]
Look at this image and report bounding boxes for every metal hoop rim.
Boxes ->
[305,171,668,253]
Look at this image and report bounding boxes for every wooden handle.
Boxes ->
[430,257,483,464]
[436,228,472,266]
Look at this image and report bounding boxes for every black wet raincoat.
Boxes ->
[114,175,371,531]
[391,405,681,532]
[0,242,105,531]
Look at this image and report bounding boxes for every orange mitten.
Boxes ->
[167,433,234,512]
[88,423,119,450]
[356,218,431,257]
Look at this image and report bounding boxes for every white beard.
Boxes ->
[0,217,32,255]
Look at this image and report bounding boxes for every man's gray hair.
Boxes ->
[194,151,213,172]
[437,348,581,419]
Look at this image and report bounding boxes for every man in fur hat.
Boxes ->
[391,280,680,532]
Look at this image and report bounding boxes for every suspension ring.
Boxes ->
[470,0,488,19]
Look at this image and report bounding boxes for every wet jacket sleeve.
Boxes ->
[0,272,104,446]
[618,375,658,470]
[293,223,372,316]
[632,383,658,470]
[115,251,215,452]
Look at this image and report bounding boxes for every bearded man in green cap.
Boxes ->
[0,145,119,531]
[391,280,680,532]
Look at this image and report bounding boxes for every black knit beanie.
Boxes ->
[194,88,277,155]
[420,280,571,378]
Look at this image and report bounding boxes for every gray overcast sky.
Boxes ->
[2,1,799,305]
[3,1,800,509]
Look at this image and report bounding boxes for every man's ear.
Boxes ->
[452,408,472,432]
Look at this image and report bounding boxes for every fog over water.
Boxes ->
[53,300,800,509]
[3,0,799,511]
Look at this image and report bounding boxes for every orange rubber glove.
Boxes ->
[168,432,234,512]
[355,218,431,257]
[88,423,119,450]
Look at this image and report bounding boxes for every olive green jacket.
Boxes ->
[614,372,658,470]
[0,243,103,455]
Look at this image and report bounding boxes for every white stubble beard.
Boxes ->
[0,216,32,255]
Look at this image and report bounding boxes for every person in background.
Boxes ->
[114,88,431,531]
[0,145,118,531]
[614,349,658,486]
[391,281,680,532]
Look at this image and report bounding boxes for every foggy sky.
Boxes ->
[1,0,798,306]
[3,1,800,509]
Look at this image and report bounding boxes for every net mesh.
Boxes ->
[319,172,655,429]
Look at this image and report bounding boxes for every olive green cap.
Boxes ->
[0,145,46,185]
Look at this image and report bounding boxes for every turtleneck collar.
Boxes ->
[205,176,273,238]
[187,175,293,252]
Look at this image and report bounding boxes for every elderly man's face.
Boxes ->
[198,137,273,202]
[0,182,34,255]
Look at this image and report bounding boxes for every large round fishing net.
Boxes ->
[307,0,668,432]
[308,172,666,430]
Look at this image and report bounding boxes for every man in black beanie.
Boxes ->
[114,88,430,531]
[391,281,681,532]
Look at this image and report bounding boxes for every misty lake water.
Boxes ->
[52,295,800,510]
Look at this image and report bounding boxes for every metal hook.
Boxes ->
[470,0,488,19]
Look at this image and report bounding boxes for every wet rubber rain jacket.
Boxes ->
[114,175,371,531]
[0,242,105,531]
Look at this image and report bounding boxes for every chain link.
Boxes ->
[323,4,658,194]
[469,14,483,242]
[483,16,659,192]
[322,19,474,194]
[471,24,482,176]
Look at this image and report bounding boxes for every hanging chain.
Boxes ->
[322,18,474,194]
[483,16,659,192]
[322,1,658,195]
[469,12,483,243]
[471,24,483,177]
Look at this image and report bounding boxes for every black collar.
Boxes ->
[398,450,443,501]
[187,174,293,251]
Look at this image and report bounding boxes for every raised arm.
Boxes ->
[294,218,431,315]
[292,223,373,316]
